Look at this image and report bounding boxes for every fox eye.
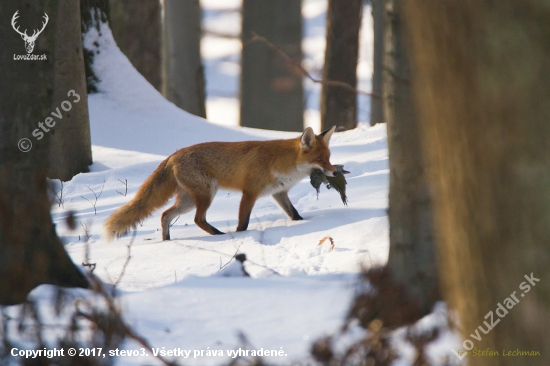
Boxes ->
[317,158,323,162]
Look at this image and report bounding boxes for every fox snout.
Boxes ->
[323,168,338,177]
[312,156,336,177]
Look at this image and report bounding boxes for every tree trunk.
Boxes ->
[162,0,206,118]
[240,0,303,131]
[48,0,93,181]
[402,0,550,364]
[0,0,88,305]
[80,0,110,94]
[369,0,385,125]
[384,0,439,322]
[320,0,362,131]
[110,0,161,90]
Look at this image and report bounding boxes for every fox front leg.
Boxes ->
[237,191,258,231]
[272,191,303,220]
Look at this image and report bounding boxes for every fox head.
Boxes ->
[299,126,337,176]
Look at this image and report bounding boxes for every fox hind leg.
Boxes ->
[174,167,224,235]
[183,178,224,235]
[193,193,224,235]
[161,188,195,240]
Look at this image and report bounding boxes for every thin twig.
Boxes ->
[80,180,105,215]
[81,221,96,272]
[245,32,381,100]
[176,240,281,276]
[114,230,136,288]
[169,215,180,227]
[253,215,269,268]
[218,250,239,272]
[80,221,92,242]
[49,181,64,209]
[204,29,239,39]
[80,196,95,214]
[116,178,128,196]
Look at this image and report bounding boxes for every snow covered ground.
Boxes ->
[8,1,462,365]
[25,4,389,364]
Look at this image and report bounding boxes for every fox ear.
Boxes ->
[320,126,336,145]
[300,127,315,151]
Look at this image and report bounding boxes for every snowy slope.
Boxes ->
[36,17,391,365]
[7,3,458,365]
[58,121,389,285]
[2,0,470,365]
[0,1,468,365]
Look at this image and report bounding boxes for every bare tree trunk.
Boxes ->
[240,0,303,131]
[80,0,110,93]
[162,0,206,118]
[0,0,88,305]
[384,0,439,321]
[369,0,385,125]
[49,0,92,181]
[110,0,161,90]
[402,0,550,363]
[320,0,362,131]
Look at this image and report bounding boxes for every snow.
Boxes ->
[6,1,462,365]
[121,275,354,365]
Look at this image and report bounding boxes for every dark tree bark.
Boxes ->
[320,0,362,131]
[0,0,88,305]
[48,0,93,181]
[240,0,303,131]
[369,0,385,125]
[162,0,206,118]
[384,0,439,322]
[80,0,110,94]
[110,0,161,90]
[402,0,550,364]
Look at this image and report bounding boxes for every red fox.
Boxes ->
[104,126,337,241]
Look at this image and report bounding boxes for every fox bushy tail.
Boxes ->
[104,159,177,241]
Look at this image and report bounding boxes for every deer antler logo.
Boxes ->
[11,11,49,54]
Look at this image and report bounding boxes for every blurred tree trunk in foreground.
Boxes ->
[369,0,385,125]
[320,0,362,131]
[385,0,439,322]
[0,0,88,305]
[402,0,550,364]
[49,0,92,181]
[110,0,161,90]
[162,0,206,118]
[80,0,110,93]
[241,0,303,131]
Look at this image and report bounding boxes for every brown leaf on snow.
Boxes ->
[318,236,335,251]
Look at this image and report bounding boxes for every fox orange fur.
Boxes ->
[104,127,337,241]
